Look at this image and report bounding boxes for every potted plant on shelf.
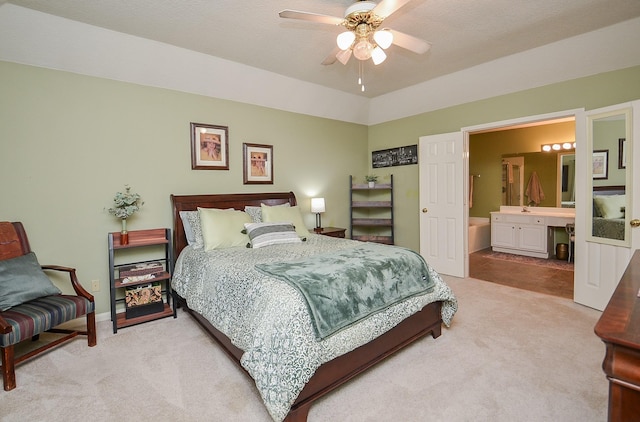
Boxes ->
[107,185,143,245]
[365,174,378,188]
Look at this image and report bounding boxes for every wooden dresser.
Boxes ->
[594,250,640,421]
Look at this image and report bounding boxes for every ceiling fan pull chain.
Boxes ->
[359,61,365,92]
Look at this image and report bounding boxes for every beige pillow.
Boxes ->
[261,204,309,237]
[245,203,290,223]
[198,207,252,250]
[593,195,625,219]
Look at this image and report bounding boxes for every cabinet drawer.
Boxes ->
[493,213,529,224]
[491,213,545,225]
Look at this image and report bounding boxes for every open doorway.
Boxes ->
[466,114,576,298]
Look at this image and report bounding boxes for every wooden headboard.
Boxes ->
[170,192,297,260]
[593,185,625,196]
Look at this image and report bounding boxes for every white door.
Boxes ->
[574,100,640,310]
[419,132,465,277]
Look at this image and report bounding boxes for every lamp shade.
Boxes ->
[336,48,352,65]
[371,46,387,65]
[373,29,393,49]
[311,197,326,213]
[337,31,356,50]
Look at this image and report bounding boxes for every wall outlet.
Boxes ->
[91,280,100,292]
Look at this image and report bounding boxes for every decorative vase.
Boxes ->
[120,218,129,245]
[368,181,375,188]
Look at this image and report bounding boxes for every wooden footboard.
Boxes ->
[178,295,442,422]
[287,300,442,421]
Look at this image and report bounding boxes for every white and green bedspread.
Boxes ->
[172,235,457,422]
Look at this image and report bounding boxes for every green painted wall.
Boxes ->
[368,65,640,251]
[2,60,640,314]
[0,61,368,314]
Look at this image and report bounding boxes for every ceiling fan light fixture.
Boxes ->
[353,39,373,60]
[371,46,387,65]
[336,31,355,50]
[373,30,393,49]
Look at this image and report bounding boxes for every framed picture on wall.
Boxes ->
[243,143,273,184]
[190,122,229,170]
[618,138,626,169]
[592,150,608,179]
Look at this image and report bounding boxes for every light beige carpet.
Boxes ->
[1,276,607,421]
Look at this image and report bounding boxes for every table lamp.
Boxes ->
[311,197,325,233]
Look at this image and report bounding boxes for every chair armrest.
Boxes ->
[0,313,12,334]
[41,265,94,303]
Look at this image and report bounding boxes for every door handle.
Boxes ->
[422,208,428,213]
[631,219,640,228]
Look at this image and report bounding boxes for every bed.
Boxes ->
[170,192,457,421]
[592,186,626,241]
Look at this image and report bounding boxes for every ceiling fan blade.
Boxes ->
[279,10,344,25]
[388,29,431,54]
[372,0,413,19]
[321,47,352,65]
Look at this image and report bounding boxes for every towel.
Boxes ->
[525,171,545,205]
[469,175,474,208]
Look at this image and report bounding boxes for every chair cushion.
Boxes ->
[0,252,62,311]
[0,295,94,347]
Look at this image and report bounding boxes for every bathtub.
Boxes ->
[469,217,491,253]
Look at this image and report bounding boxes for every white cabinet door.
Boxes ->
[491,221,517,248]
[518,224,547,252]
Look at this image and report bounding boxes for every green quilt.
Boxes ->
[255,242,435,339]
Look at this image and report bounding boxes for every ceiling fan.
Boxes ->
[279,0,431,67]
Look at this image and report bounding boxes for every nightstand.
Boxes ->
[314,227,346,238]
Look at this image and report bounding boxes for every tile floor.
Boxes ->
[469,248,574,299]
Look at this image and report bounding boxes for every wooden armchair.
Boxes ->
[0,222,96,391]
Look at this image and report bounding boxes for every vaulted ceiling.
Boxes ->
[7,0,640,98]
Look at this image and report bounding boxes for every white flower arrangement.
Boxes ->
[108,185,143,219]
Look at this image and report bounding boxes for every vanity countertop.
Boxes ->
[496,206,576,218]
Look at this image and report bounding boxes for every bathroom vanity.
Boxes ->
[490,206,575,259]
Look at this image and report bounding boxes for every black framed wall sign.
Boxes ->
[372,144,418,168]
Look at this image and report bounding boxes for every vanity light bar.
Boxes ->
[541,142,576,152]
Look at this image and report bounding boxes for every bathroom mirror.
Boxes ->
[501,151,564,208]
[587,108,631,245]
[558,153,575,208]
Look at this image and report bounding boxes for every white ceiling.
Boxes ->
[6,0,640,98]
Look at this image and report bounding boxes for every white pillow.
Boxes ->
[198,207,252,250]
[593,194,626,219]
[261,204,309,237]
[243,222,302,248]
